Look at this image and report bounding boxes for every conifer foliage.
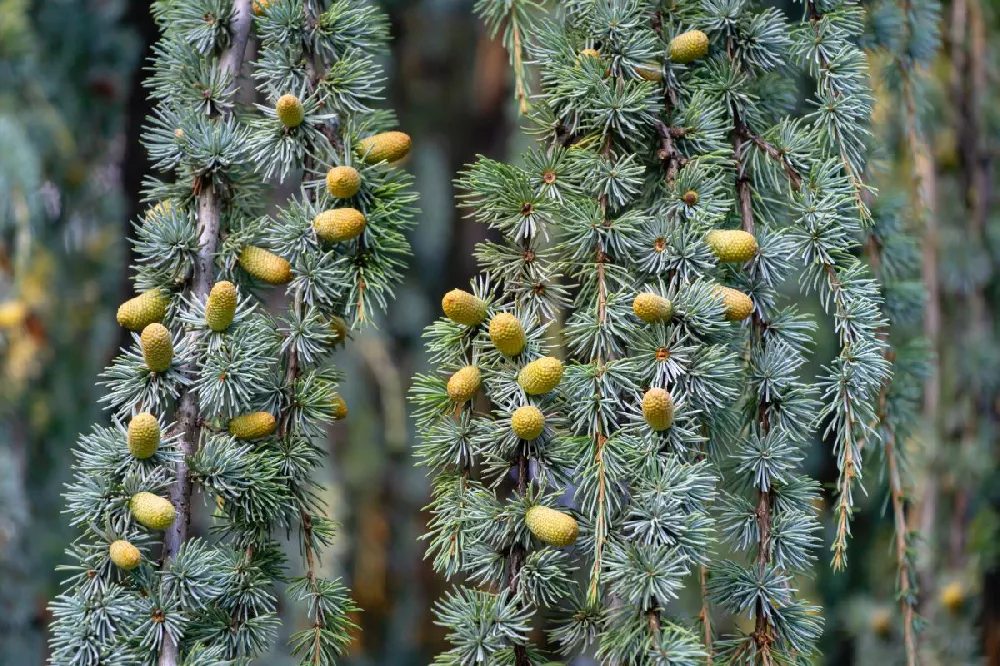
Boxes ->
[49,1,417,664]
[416,0,892,664]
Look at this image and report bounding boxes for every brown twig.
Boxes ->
[282,290,330,666]
[512,19,530,115]
[750,134,802,191]
[887,416,919,664]
[732,114,755,234]
[728,31,779,663]
[586,193,612,607]
[868,231,919,666]
[509,452,531,666]
[655,121,689,185]
[700,566,714,665]
[891,0,939,615]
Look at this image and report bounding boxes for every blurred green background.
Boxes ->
[1,1,999,665]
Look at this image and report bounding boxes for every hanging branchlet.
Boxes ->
[784,0,898,572]
[422,0,886,661]
[49,1,416,664]
[417,2,757,663]
[413,157,578,665]
[527,7,746,661]
[860,0,940,659]
[475,0,544,114]
[866,195,929,666]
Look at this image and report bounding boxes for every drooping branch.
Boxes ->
[868,233,919,666]
[892,0,940,607]
[727,35,776,650]
[886,400,919,664]
[158,4,254,665]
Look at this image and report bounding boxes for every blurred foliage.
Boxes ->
[0,0,137,662]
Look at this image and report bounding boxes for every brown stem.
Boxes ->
[161,183,220,552]
[732,113,755,234]
[509,452,531,666]
[292,66,332,656]
[587,429,608,605]
[157,4,254,665]
[648,605,664,655]
[886,387,919,665]
[655,121,689,185]
[873,313,919,666]
[586,226,610,606]
[281,290,329,664]
[729,35,777,663]
[693,434,715,663]
[512,19,529,114]
[893,0,940,610]
[750,134,802,191]
[700,566,714,665]
[158,186,219,666]
[866,149,919,665]
[300,510,325,666]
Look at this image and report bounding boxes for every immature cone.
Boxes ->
[518,357,564,395]
[489,313,526,357]
[329,316,348,346]
[633,293,673,323]
[357,131,411,164]
[578,48,601,62]
[441,289,487,326]
[239,246,292,284]
[252,0,270,15]
[715,286,754,322]
[276,93,305,128]
[706,229,759,263]
[130,492,176,530]
[109,540,142,570]
[205,281,237,332]
[447,366,481,403]
[128,413,160,459]
[331,393,348,420]
[326,166,362,198]
[682,190,699,206]
[525,505,579,547]
[146,200,172,221]
[940,581,965,613]
[635,63,663,81]
[0,301,27,329]
[511,405,545,440]
[140,323,173,373]
[117,289,168,331]
[669,29,709,63]
[229,412,277,440]
[642,387,675,431]
[869,607,892,638]
[314,208,366,243]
